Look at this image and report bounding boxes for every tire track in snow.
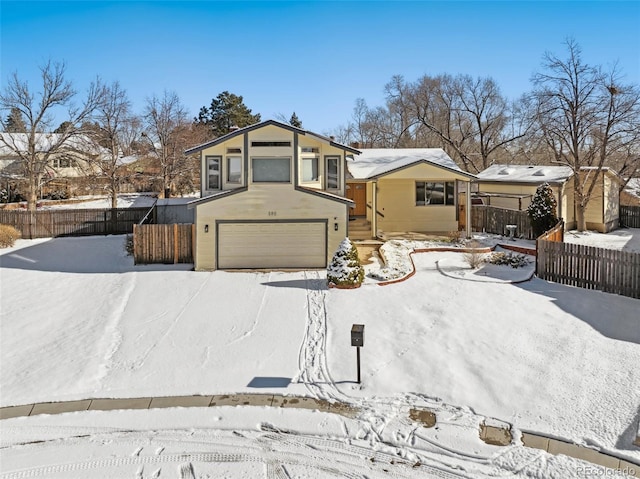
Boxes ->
[227,272,271,346]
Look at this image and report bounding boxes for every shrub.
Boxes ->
[124,234,134,256]
[463,240,485,269]
[488,251,531,268]
[327,237,365,287]
[527,182,558,237]
[0,224,21,248]
[447,230,462,243]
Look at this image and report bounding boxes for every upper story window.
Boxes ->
[227,156,242,183]
[251,141,291,147]
[206,156,221,190]
[226,147,241,154]
[416,181,455,205]
[326,156,340,189]
[53,156,77,168]
[301,147,319,153]
[252,157,291,183]
[302,157,319,182]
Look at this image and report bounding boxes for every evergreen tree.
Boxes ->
[527,182,558,236]
[195,91,261,137]
[54,121,74,134]
[289,112,302,128]
[327,238,365,287]
[4,107,26,132]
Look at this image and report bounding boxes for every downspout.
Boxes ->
[466,181,471,238]
[372,181,377,239]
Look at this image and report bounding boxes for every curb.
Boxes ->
[0,394,359,421]
[2,395,638,476]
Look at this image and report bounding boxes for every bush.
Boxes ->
[0,224,21,248]
[488,251,531,268]
[327,237,364,287]
[124,234,134,256]
[463,240,485,269]
[447,230,462,243]
[528,182,558,236]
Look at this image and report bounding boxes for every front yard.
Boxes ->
[1,234,638,463]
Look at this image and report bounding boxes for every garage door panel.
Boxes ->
[218,222,326,269]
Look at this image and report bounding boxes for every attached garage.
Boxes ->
[217,220,327,269]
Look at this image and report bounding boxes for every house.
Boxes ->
[185,120,359,271]
[621,178,640,206]
[476,164,621,232]
[345,149,475,239]
[0,133,100,179]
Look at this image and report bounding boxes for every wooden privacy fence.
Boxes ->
[537,219,564,243]
[133,223,194,264]
[536,241,640,299]
[0,208,150,239]
[472,206,535,239]
[620,205,640,228]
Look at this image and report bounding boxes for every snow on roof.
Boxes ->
[346,148,469,179]
[0,132,105,156]
[477,164,574,183]
[625,178,640,198]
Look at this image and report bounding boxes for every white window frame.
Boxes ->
[206,155,221,190]
[251,157,291,183]
[325,156,340,190]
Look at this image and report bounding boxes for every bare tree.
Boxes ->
[0,61,102,210]
[87,81,132,208]
[144,91,203,198]
[532,39,640,230]
[404,74,526,173]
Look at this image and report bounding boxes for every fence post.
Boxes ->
[133,224,137,265]
[174,223,179,264]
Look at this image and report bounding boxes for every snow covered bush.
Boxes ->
[327,237,364,287]
[488,251,531,268]
[527,182,558,237]
[0,224,20,248]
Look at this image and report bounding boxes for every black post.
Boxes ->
[356,346,361,384]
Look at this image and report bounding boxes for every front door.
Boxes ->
[346,182,367,217]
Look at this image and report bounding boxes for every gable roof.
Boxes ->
[0,132,105,157]
[477,164,574,184]
[346,148,475,180]
[184,119,361,155]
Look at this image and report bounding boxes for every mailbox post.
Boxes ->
[351,324,364,384]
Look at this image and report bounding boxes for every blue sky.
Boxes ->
[2,1,639,134]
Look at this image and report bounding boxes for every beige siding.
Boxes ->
[194,185,347,270]
[377,178,458,232]
[603,172,619,225]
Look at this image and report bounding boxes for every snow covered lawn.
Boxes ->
[1,235,639,470]
[564,228,640,253]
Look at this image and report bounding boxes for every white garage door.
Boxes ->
[217,222,327,269]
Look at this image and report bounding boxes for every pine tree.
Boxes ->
[195,91,261,137]
[527,182,558,236]
[4,107,26,132]
[289,112,302,128]
[327,238,365,287]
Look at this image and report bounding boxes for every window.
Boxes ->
[226,147,241,154]
[53,156,76,168]
[326,156,339,189]
[301,146,319,153]
[302,157,319,182]
[206,156,221,190]
[227,156,242,183]
[252,157,291,183]
[251,141,291,147]
[416,181,455,205]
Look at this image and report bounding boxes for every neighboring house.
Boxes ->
[0,133,102,179]
[476,164,621,232]
[185,120,359,271]
[345,149,475,239]
[621,178,640,206]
